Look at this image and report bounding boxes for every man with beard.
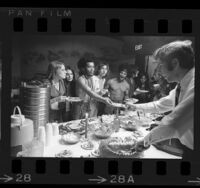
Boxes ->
[74,57,113,119]
[104,63,130,114]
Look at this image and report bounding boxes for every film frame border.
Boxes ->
[0,8,200,185]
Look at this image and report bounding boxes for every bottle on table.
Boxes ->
[113,108,120,132]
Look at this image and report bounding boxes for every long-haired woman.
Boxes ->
[46,60,67,122]
[62,66,76,121]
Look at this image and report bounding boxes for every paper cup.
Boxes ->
[38,126,46,145]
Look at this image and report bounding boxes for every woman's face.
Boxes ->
[56,64,66,79]
[99,65,108,77]
[66,69,74,82]
[140,75,147,83]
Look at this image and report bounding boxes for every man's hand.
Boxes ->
[100,89,109,96]
[50,96,67,104]
[135,139,150,152]
[103,97,113,105]
[125,102,137,111]
[59,96,67,102]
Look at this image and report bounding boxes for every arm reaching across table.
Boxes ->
[126,87,176,114]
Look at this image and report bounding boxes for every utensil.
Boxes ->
[137,111,140,120]
[85,113,89,139]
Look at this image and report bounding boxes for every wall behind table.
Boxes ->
[12,35,135,87]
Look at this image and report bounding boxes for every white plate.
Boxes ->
[153,84,160,87]
[68,123,84,130]
[111,102,126,108]
[136,89,149,93]
[125,98,139,104]
[66,97,82,102]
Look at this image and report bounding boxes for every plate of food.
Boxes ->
[91,149,100,157]
[135,88,149,93]
[60,132,81,144]
[81,141,94,150]
[125,98,139,104]
[66,97,83,102]
[153,84,160,89]
[120,120,139,131]
[111,102,126,108]
[68,123,84,131]
[132,130,144,138]
[55,149,72,158]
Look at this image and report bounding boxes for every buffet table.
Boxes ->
[44,112,182,159]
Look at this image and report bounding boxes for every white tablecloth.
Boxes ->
[44,113,181,159]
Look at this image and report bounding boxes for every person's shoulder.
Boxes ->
[126,78,132,84]
[92,75,99,81]
[78,75,84,80]
[77,75,85,83]
[107,77,115,83]
[124,80,130,87]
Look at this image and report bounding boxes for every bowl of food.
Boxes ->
[120,120,139,131]
[94,125,113,139]
[61,132,81,144]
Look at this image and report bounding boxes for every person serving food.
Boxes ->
[126,40,195,159]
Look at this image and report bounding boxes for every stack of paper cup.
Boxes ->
[52,123,59,136]
[38,126,46,146]
[45,123,53,146]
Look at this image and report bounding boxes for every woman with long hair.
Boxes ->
[62,66,76,121]
[46,60,67,122]
[135,73,152,103]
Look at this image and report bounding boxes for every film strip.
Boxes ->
[0,8,200,185]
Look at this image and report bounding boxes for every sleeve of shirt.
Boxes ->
[143,87,194,145]
[135,87,176,113]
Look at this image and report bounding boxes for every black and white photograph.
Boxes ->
[10,35,194,159]
[0,42,1,141]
